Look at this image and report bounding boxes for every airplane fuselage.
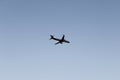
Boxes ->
[50,35,70,45]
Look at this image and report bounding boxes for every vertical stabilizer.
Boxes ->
[50,35,54,40]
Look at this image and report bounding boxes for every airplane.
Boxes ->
[49,34,70,45]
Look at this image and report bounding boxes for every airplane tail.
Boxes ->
[50,35,54,40]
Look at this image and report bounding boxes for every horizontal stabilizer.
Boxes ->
[50,35,54,40]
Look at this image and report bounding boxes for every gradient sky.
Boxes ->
[0,0,120,80]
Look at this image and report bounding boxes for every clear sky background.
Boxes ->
[0,0,120,80]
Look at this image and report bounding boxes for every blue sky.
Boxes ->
[0,0,120,80]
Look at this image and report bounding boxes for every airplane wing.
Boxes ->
[55,42,60,45]
[61,34,65,40]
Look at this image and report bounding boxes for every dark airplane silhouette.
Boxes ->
[50,35,70,45]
